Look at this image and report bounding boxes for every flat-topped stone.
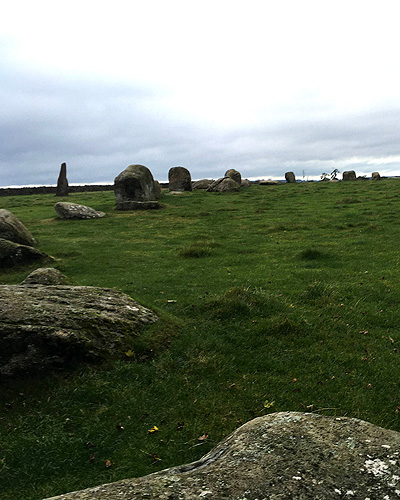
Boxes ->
[54,202,105,219]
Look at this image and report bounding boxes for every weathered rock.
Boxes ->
[192,179,214,189]
[0,285,158,377]
[43,411,400,500]
[343,170,357,181]
[54,202,105,219]
[285,171,296,183]
[0,238,49,268]
[372,172,381,180]
[168,166,192,192]
[21,268,68,285]
[207,177,240,192]
[241,178,252,187]
[56,162,69,197]
[114,165,159,210]
[0,209,36,246]
[224,169,241,185]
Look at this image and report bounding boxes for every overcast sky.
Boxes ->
[1,0,400,186]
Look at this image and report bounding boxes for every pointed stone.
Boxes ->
[56,162,69,196]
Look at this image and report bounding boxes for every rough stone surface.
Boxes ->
[56,162,69,196]
[54,202,105,219]
[168,166,192,192]
[153,180,162,199]
[0,285,158,376]
[0,209,36,246]
[0,238,48,268]
[21,268,68,285]
[343,170,357,181]
[285,171,296,183]
[207,177,240,192]
[114,165,158,210]
[43,411,400,500]
[372,171,381,180]
[224,169,241,185]
[192,179,214,189]
[241,178,252,187]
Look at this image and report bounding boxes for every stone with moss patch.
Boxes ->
[43,411,400,499]
[0,285,158,376]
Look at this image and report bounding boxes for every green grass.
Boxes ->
[2,180,400,499]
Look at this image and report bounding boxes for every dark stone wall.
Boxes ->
[0,185,115,197]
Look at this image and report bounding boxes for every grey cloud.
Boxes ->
[1,56,400,186]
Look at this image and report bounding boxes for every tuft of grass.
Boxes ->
[178,243,213,258]
[299,248,326,260]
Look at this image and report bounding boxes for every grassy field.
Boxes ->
[1,180,400,499]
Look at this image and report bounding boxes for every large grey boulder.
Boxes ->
[21,268,68,285]
[372,171,381,180]
[285,171,296,183]
[207,177,240,192]
[343,170,357,181]
[224,168,241,185]
[192,179,214,190]
[114,165,159,210]
[0,209,36,246]
[0,285,158,376]
[54,202,105,219]
[44,411,400,499]
[0,238,49,268]
[56,162,69,196]
[168,166,192,192]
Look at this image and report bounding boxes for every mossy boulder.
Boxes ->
[0,285,158,376]
[114,165,159,210]
[0,209,36,246]
[0,238,49,268]
[224,168,241,185]
[43,411,400,499]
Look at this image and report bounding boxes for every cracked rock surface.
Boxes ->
[44,411,400,499]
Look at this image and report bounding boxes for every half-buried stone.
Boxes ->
[0,285,158,377]
[54,202,105,219]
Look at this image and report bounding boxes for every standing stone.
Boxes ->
[343,170,357,181]
[371,172,381,180]
[114,165,159,210]
[225,169,241,185]
[56,163,69,196]
[192,179,214,190]
[207,177,240,192]
[168,166,192,192]
[285,171,296,183]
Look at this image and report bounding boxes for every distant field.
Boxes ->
[1,180,400,500]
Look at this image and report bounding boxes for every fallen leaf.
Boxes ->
[198,433,208,441]
[125,350,134,357]
[104,459,112,468]
[88,453,95,463]
[148,425,159,433]
[228,383,236,389]
[151,453,161,461]
[263,400,275,408]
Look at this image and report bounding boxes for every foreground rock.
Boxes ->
[168,166,192,191]
[21,268,68,285]
[343,170,357,181]
[0,238,49,267]
[43,411,400,499]
[0,209,36,246]
[0,285,158,376]
[56,162,69,196]
[114,165,160,210]
[54,202,105,219]
[207,177,240,192]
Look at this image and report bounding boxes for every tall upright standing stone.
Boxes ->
[285,171,296,183]
[168,166,192,192]
[56,163,69,196]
